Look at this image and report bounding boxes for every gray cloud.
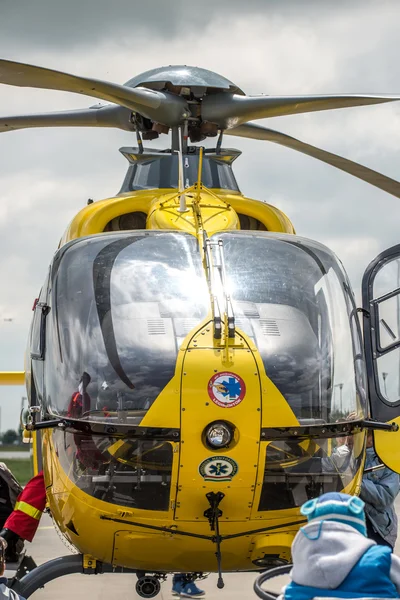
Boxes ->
[0,0,371,51]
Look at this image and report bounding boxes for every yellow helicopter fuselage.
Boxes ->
[35,183,363,573]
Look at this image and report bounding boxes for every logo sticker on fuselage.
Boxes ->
[199,456,239,481]
[207,371,246,408]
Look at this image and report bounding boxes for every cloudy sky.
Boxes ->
[0,0,400,431]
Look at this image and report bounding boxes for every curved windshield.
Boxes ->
[45,232,209,422]
[215,232,366,423]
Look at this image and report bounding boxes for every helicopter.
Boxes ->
[1,59,400,598]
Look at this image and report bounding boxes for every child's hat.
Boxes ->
[300,492,366,536]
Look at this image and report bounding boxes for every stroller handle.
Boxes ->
[253,565,292,600]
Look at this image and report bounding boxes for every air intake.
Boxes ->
[260,319,280,336]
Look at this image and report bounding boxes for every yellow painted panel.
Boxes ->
[374,417,400,474]
[146,190,240,236]
[175,330,261,522]
[227,195,295,233]
[259,370,299,428]
[139,375,181,429]
[43,428,297,571]
[60,191,161,244]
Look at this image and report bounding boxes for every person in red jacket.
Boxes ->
[0,471,46,562]
[0,374,91,562]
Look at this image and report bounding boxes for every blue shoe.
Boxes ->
[180,581,205,597]
[172,575,184,596]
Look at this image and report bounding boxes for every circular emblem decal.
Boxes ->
[199,456,239,481]
[208,371,246,408]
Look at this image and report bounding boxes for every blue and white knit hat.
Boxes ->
[300,492,367,536]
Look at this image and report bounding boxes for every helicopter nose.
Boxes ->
[173,322,262,523]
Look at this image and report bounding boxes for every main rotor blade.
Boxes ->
[0,60,188,126]
[226,122,400,199]
[203,93,400,128]
[0,105,135,133]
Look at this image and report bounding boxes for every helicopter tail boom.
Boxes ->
[0,372,25,386]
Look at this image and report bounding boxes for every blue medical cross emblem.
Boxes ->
[219,377,242,399]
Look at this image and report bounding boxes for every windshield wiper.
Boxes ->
[25,407,180,439]
[204,235,235,340]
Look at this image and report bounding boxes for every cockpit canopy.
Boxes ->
[35,231,366,425]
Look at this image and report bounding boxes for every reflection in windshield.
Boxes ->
[53,429,173,510]
[45,232,209,421]
[259,434,362,511]
[377,351,400,404]
[371,256,400,405]
[373,256,400,298]
[215,233,365,423]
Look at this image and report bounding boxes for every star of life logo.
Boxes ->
[207,371,246,408]
[198,456,239,481]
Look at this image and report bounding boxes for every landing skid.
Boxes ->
[9,554,158,599]
[6,551,38,591]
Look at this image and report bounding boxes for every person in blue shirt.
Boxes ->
[280,492,400,600]
[360,430,400,549]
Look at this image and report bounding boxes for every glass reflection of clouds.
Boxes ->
[216,232,365,424]
[372,257,400,405]
[46,232,209,422]
[377,351,400,404]
[314,268,356,418]
[374,257,400,298]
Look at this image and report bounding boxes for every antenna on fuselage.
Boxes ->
[136,128,143,154]
[176,126,188,213]
[216,130,223,155]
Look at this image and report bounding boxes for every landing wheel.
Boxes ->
[136,575,161,598]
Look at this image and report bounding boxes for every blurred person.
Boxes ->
[360,430,400,549]
[0,537,26,599]
[0,471,45,562]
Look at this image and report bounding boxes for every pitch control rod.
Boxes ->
[204,491,225,589]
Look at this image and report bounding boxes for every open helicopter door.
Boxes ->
[362,243,400,473]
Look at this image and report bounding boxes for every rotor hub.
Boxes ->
[124,65,244,98]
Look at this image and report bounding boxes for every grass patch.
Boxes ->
[0,459,33,486]
[0,445,29,452]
